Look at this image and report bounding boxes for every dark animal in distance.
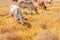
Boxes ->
[33,0,47,10]
[12,0,18,2]
[33,0,37,2]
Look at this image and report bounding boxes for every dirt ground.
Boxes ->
[0,0,60,40]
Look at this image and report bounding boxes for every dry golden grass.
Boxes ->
[34,29,58,40]
[0,0,60,40]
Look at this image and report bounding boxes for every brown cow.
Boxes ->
[38,1,47,10]
[18,1,39,14]
[33,0,47,10]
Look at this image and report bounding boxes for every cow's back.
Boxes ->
[19,1,33,8]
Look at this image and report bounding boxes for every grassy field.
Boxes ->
[0,0,60,40]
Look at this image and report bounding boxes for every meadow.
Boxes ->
[0,0,60,40]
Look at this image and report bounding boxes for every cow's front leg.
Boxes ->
[14,13,17,21]
[42,5,47,10]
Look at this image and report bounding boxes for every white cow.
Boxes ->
[10,5,25,25]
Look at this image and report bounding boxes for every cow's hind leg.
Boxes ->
[17,8,25,25]
[34,7,39,14]
[29,7,32,15]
